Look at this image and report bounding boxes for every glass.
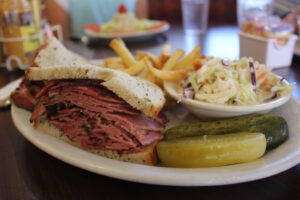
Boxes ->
[237,0,273,28]
[181,0,209,35]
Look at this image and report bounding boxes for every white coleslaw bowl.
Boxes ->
[163,79,292,118]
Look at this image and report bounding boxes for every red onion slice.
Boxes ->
[249,62,256,91]
[198,84,203,90]
[181,82,192,89]
[177,88,195,103]
[177,96,184,104]
[280,77,286,83]
[184,74,190,81]
[264,92,277,102]
[222,59,229,66]
[186,82,192,88]
[184,88,195,99]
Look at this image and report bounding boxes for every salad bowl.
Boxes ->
[163,79,292,118]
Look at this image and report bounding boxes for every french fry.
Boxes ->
[125,59,146,75]
[156,54,170,69]
[144,58,191,81]
[109,38,137,67]
[206,56,214,61]
[136,50,151,60]
[105,57,125,68]
[192,58,203,71]
[136,67,148,78]
[136,50,160,68]
[154,76,163,87]
[199,54,206,59]
[105,56,123,64]
[136,50,147,60]
[148,56,160,69]
[107,38,203,85]
[161,44,172,55]
[162,49,185,70]
[173,45,200,70]
[135,63,155,82]
[105,63,126,71]
[145,70,156,83]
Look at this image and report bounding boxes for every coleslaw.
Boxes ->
[99,4,161,34]
[179,57,293,105]
[85,4,167,35]
[101,13,159,34]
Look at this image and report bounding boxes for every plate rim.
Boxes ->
[84,20,170,39]
[11,99,300,186]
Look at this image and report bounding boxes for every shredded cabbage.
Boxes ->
[179,57,293,105]
[100,13,158,33]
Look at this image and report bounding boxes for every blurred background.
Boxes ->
[1,0,299,70]
[45,0,238,37]
[44,0,299,37]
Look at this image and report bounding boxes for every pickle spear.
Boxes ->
[164,114,288,149]
[157,132,266,168]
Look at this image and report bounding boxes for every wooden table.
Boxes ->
[1,25,300,200]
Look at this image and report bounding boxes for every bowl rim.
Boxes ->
[163,78,292,113]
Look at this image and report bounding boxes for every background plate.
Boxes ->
[11,98,300,186]
[84,21,170,42]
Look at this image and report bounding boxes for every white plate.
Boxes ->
[164,79,292,118]
[11,98,300,186]
[295,39,300,56]
[84,21,170,42]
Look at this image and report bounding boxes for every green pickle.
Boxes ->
[164,114,289,149]
[157,132,267,168]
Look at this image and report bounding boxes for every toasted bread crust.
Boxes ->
[33,37,89,68]
[27,37,165,117]
[34,119,158,165]
[26,65,165,117]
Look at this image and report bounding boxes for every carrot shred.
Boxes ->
[84,24,101,32]
[257,71,267,81]
[192,58,202,70]
[147,21,167,31]
[261,78,269,85]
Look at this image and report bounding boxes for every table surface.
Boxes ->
[1,25,300,200]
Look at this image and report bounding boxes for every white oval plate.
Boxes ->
[164,79,292,118]
[84,21,170,42]
[11,98,300,186]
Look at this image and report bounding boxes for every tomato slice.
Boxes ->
[147,21,167,32]
[118,4,127,13]
[84,24,101,32]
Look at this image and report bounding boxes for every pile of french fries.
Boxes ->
[104,38,211,86]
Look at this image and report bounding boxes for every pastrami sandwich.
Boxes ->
[12,37,90,111]
[13,38,166,165]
